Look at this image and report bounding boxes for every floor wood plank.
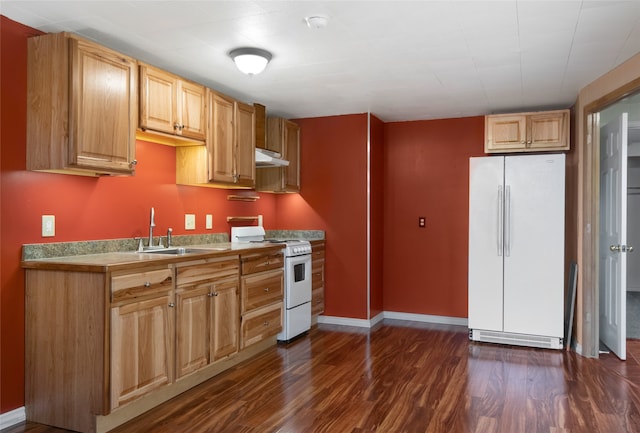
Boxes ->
[5,321,640,433]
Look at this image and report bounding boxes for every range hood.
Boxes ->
[255,148,289,167]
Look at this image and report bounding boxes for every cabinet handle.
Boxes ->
[144,281,151,287]
[527,140,532,145]
[213,292,219,297]
[173,123,184,131]
[208,292,214,297]
[168,303,175,308]
[264,287,270,292]
[263,321,269,327]
[129,159,138,169]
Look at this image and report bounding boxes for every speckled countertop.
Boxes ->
[21,230,325,272]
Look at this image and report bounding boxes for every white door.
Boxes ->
[600,113,628,360]
[468,156,505,332]
[503,154,565,338]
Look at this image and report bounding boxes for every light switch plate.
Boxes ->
[185,214,196,230]
[206,214,213,229]
[42,215,55,237]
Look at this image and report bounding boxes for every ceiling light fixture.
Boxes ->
[229,47,272,75]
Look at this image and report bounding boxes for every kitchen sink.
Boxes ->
[140,247,217,255]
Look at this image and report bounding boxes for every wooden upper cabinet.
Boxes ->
[176,90,255,188]
[256,117,301,193]
[27,32,137,176]
[485,109,569,153]
[139,64,206,142]
[235,101,256,187]
[209,91,236,184]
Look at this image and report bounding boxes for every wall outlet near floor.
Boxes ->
[42,215,55,237]
[206,214,213,229]
[185,214,196,230]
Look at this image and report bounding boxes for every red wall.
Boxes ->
[0,16,277,413]
[382,117,485,318]
[279,114,370,320]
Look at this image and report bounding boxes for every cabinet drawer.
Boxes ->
[176,257,239,286]
[241,270,283,312]
[241,302,283,348]
[241,251,284,275]
[111,268,173,303]
[311,246,325,260]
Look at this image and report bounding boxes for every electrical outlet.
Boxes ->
[418,216,426,228]
[206,214,213,229]
[185,214,196,230]
[42,215,55,237]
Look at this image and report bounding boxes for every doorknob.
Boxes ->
[610,244,635,252]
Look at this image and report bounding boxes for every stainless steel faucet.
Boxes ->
[148,207,156,248]
[167,227,173,248]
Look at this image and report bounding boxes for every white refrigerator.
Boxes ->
[468,154,565,349]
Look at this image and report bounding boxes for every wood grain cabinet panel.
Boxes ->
[256,117,300,193]
[175,91,255,188]
[27,32,137,176]
[110,293,175,410]
[175,257,240,380]
[109,266,175,410]
[485,109,569,153]
[139,63,206,141]
[311,242,325,317]
[240,250,284,349]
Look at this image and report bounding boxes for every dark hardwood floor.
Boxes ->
[6,320,640,433]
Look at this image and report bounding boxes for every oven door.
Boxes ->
[285,254,312,308]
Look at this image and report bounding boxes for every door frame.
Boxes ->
[583,77,640,357]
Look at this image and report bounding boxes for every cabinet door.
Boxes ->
[110,294,174,410]
[234,101,256,188]
[176,282,211,379]
[139,65,178,135]
[283,120,301,192]
[178,80,207,140]
[485,115,527,152]
[209,92,236,184]
[528,111,569,150]
[69,38,137,173]
[211,277,240,361]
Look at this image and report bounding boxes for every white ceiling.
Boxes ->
[2,1,640,122]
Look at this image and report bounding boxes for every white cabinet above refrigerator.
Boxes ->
[468,154,565,349]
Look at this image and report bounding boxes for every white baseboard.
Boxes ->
[317,311,467,329]
[0,406,25,429]
[384,311,468,326]
[317,315,374,328]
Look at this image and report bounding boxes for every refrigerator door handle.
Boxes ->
[497,185,503,256]
[505,185,511,257]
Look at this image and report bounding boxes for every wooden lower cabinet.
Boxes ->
[240,251,284,349]
[311,241,326,318]
[109,266,175,410]
[23,249,284,433]
[175,271,240,379]
[110,294,175,409]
